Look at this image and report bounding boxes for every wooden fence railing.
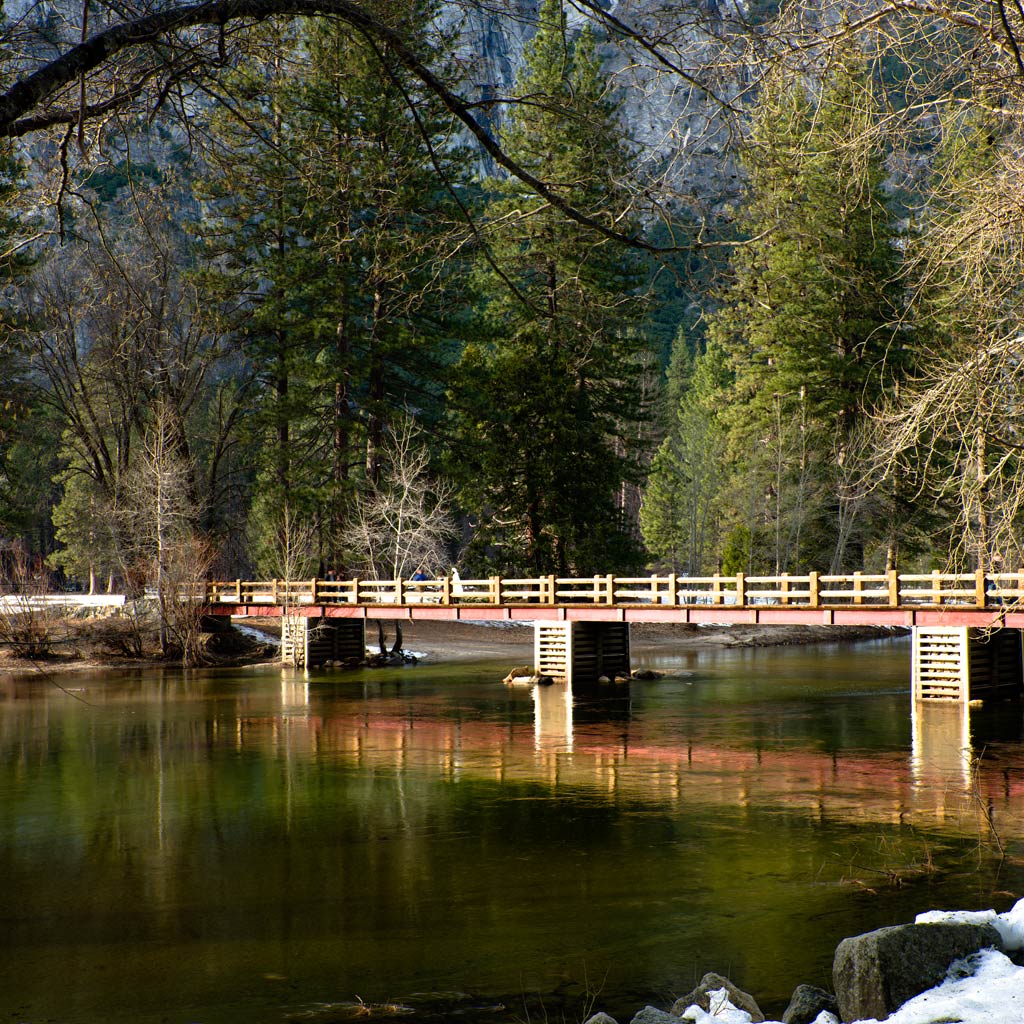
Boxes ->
[203,571,1024,610]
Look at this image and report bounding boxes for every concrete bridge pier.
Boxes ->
[912,626,1024,702]
[281,616,366,668]
[534,621,630,685]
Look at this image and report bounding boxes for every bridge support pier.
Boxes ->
[281,616,365,668]
[534,621,630,685]
[912,626,1023,702]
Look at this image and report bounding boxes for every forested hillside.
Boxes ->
[2,0,1023,590]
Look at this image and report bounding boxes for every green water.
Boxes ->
[2,636,1023,1024]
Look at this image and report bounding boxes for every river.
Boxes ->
[2,632,1023,1024]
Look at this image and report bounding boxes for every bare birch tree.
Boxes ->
[255,502,318,666]
[118,399,205,658]
[341,418,454,581]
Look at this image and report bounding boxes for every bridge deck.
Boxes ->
[202,571,1024,628]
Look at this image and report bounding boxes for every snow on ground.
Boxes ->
[677,899,1024,1024]
[233,622,280,646]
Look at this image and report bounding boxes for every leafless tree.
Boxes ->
[341,417,454,581]
[259,501,318,666]
[158,533,216,665]
[18,181,245,579]
[858,123,1024,571]
[118,399,204,657]
[0,542,66,659]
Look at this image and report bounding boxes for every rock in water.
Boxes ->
[781,984,839,1024]
[631,669,663,680]
[671,973,765,1022]
[628,1007,677,1024]
[832,921,1004,1022]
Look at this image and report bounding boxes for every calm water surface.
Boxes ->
[2,635,1024,1024]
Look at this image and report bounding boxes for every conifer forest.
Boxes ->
[3,0,1024,588]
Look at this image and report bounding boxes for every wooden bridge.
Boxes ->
[202,571,1024,702]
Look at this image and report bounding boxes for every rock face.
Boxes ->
[670,972,765,1022]
[832,921,1005,1022]
[782,984,839,1024]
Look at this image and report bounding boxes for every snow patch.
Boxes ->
[854,948,1024,1024]
[675,900,1024,1024]
[917,896,1024,951]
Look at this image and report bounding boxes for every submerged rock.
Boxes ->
[832,921,1005,1022]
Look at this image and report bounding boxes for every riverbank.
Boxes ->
[0,609,276,676]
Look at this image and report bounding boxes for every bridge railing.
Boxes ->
[204,571,1024,610]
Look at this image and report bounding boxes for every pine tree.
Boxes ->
[0,135,50,554]
[196,21,321,555]
[450,0,650,575]
[196,4,471,572]
[702,53,904,572]
[640,341,730,574]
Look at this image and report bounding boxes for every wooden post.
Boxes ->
[780,573,790,607]
[606,574,616,606]
[311,577,319,605]
[396,577,405,605]
[668,573,677,608]
[976,569,987,609]
[442,575,452,605]
[713,573,721,607]
[235,579,242,603]
[808,571,819,609]
[853,571,863,606]
[932,569,942,606]
[272,578,279,605]
[736,572,746,607]
[547,575,556,606]
[491,576,502,604]
[887,570,899,608]
[352,578,361,605]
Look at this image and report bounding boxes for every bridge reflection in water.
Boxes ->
[269,673,1020,844]
[3,656,1023,1024]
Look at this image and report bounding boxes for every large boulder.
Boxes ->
[832,921,1004,1021]
[670,972,765,1022]
[781,984,839,1024]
